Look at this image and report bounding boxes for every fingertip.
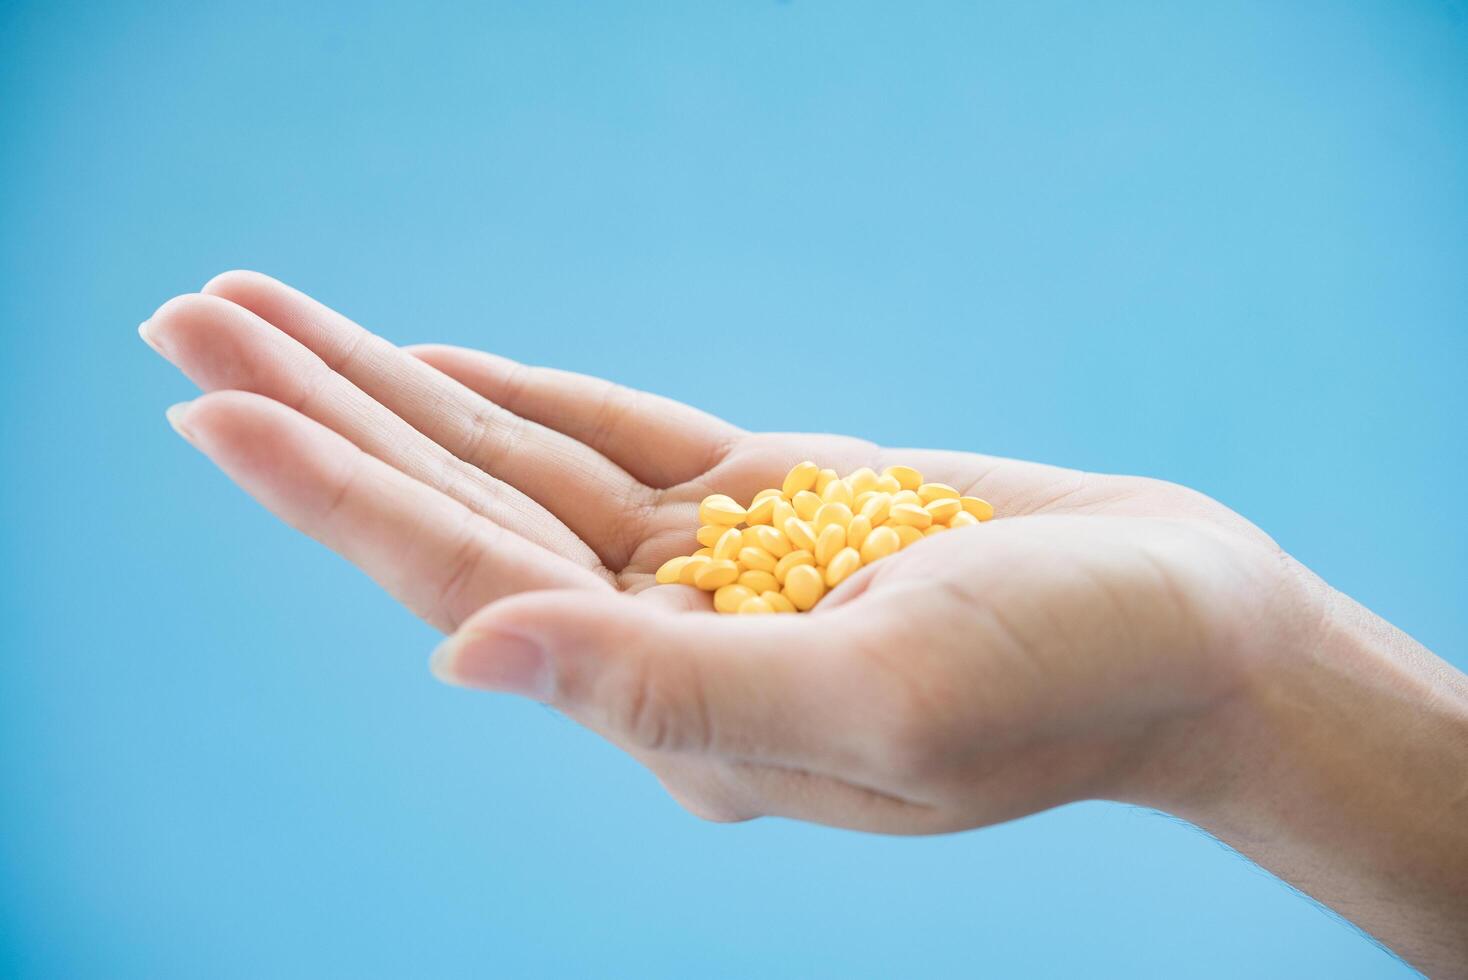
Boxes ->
[165,400,195,440]
[428,627,554,699]
[141,292,255,368]
[138,317,163,354]
[170,391,316,471]
[200,268,276,296]
[142,292,208,350]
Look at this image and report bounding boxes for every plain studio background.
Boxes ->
[2,2,1465,977]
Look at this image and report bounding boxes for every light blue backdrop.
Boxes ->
[2,2,1464,977]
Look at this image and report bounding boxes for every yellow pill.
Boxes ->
[696,524,725,548]
[739,569,779,593]
[772,498,797,528]
[814,468,840,494]
[859,525,901,563]
[783,564,826,611]
[699,494,746,526]
[859,492,892,525]
[781,461,820,498]
[876,473,902,494]
[679,554,711,585]
[751,524,792,558]
[894,524,924,548]
[923,523,948,537]
[925,497,962,523]
[783,516,818,552]
[745,494,778,526]
[741,526,763,549]
[814,523,847,565]
[655,555,691,584]
[917,482,960,503]
[738,546,777,573]
[713,527,743,561]
[960,496,995,522]
[892,489,922,507]
[792,490,822,522]
[762,590,796,613]
[693,547,714,558]
[814,501,853,531]
[737,595,776,614]
[847,467,879,496]
[949,510,981,528]
[883,465,923,491]
[774,549,815,584]
[824,547,862,587]
[853,490,876,511]
[693,558,740,590]
[714,583,756,614]
[889,502,933,529]
[752,487,783,503]
[846,513,872,550]
[820,478,854,508]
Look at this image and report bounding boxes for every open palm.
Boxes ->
[146,271,1302,832]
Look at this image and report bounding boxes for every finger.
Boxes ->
[199,271,654,569]
[429,589,883,771]
[405,344,742,489]
[142,293,604,573]
[168,391,608,632]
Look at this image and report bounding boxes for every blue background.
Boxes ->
[2,1,1464,976]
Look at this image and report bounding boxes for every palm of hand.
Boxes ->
[148,272,1300,831]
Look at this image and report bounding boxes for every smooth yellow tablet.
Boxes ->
[783,564,826,611]
[824,547,862,587]
[655,555,692,584]
[781,461,820,498]
[693,558,740,590]
[714,583,757,614]
[699,494,746,526]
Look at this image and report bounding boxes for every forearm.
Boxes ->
[1182,571,1468,976]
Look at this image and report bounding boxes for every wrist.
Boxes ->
[1164,560,1468,973]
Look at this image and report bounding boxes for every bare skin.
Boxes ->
[143,271,1468,977]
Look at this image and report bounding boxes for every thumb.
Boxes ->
[430,589,883,767]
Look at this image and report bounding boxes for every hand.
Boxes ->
[140,269,1295,825]
[145,272,1467,975]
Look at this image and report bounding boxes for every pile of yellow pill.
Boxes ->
[654,463,994,614]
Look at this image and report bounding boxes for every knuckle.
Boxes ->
[606,653,710,755]
[458,400,527,478]
[496,360,534,412]
[428,523,491,630]
[325,324,371,375]
[588,382,635,450]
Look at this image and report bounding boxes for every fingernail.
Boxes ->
[138,319,165,354]
[165,401,194,440]
[430,629,553,700]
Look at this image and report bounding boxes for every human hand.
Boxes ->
[145,272,1466,973]
[141,269,1301,829]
